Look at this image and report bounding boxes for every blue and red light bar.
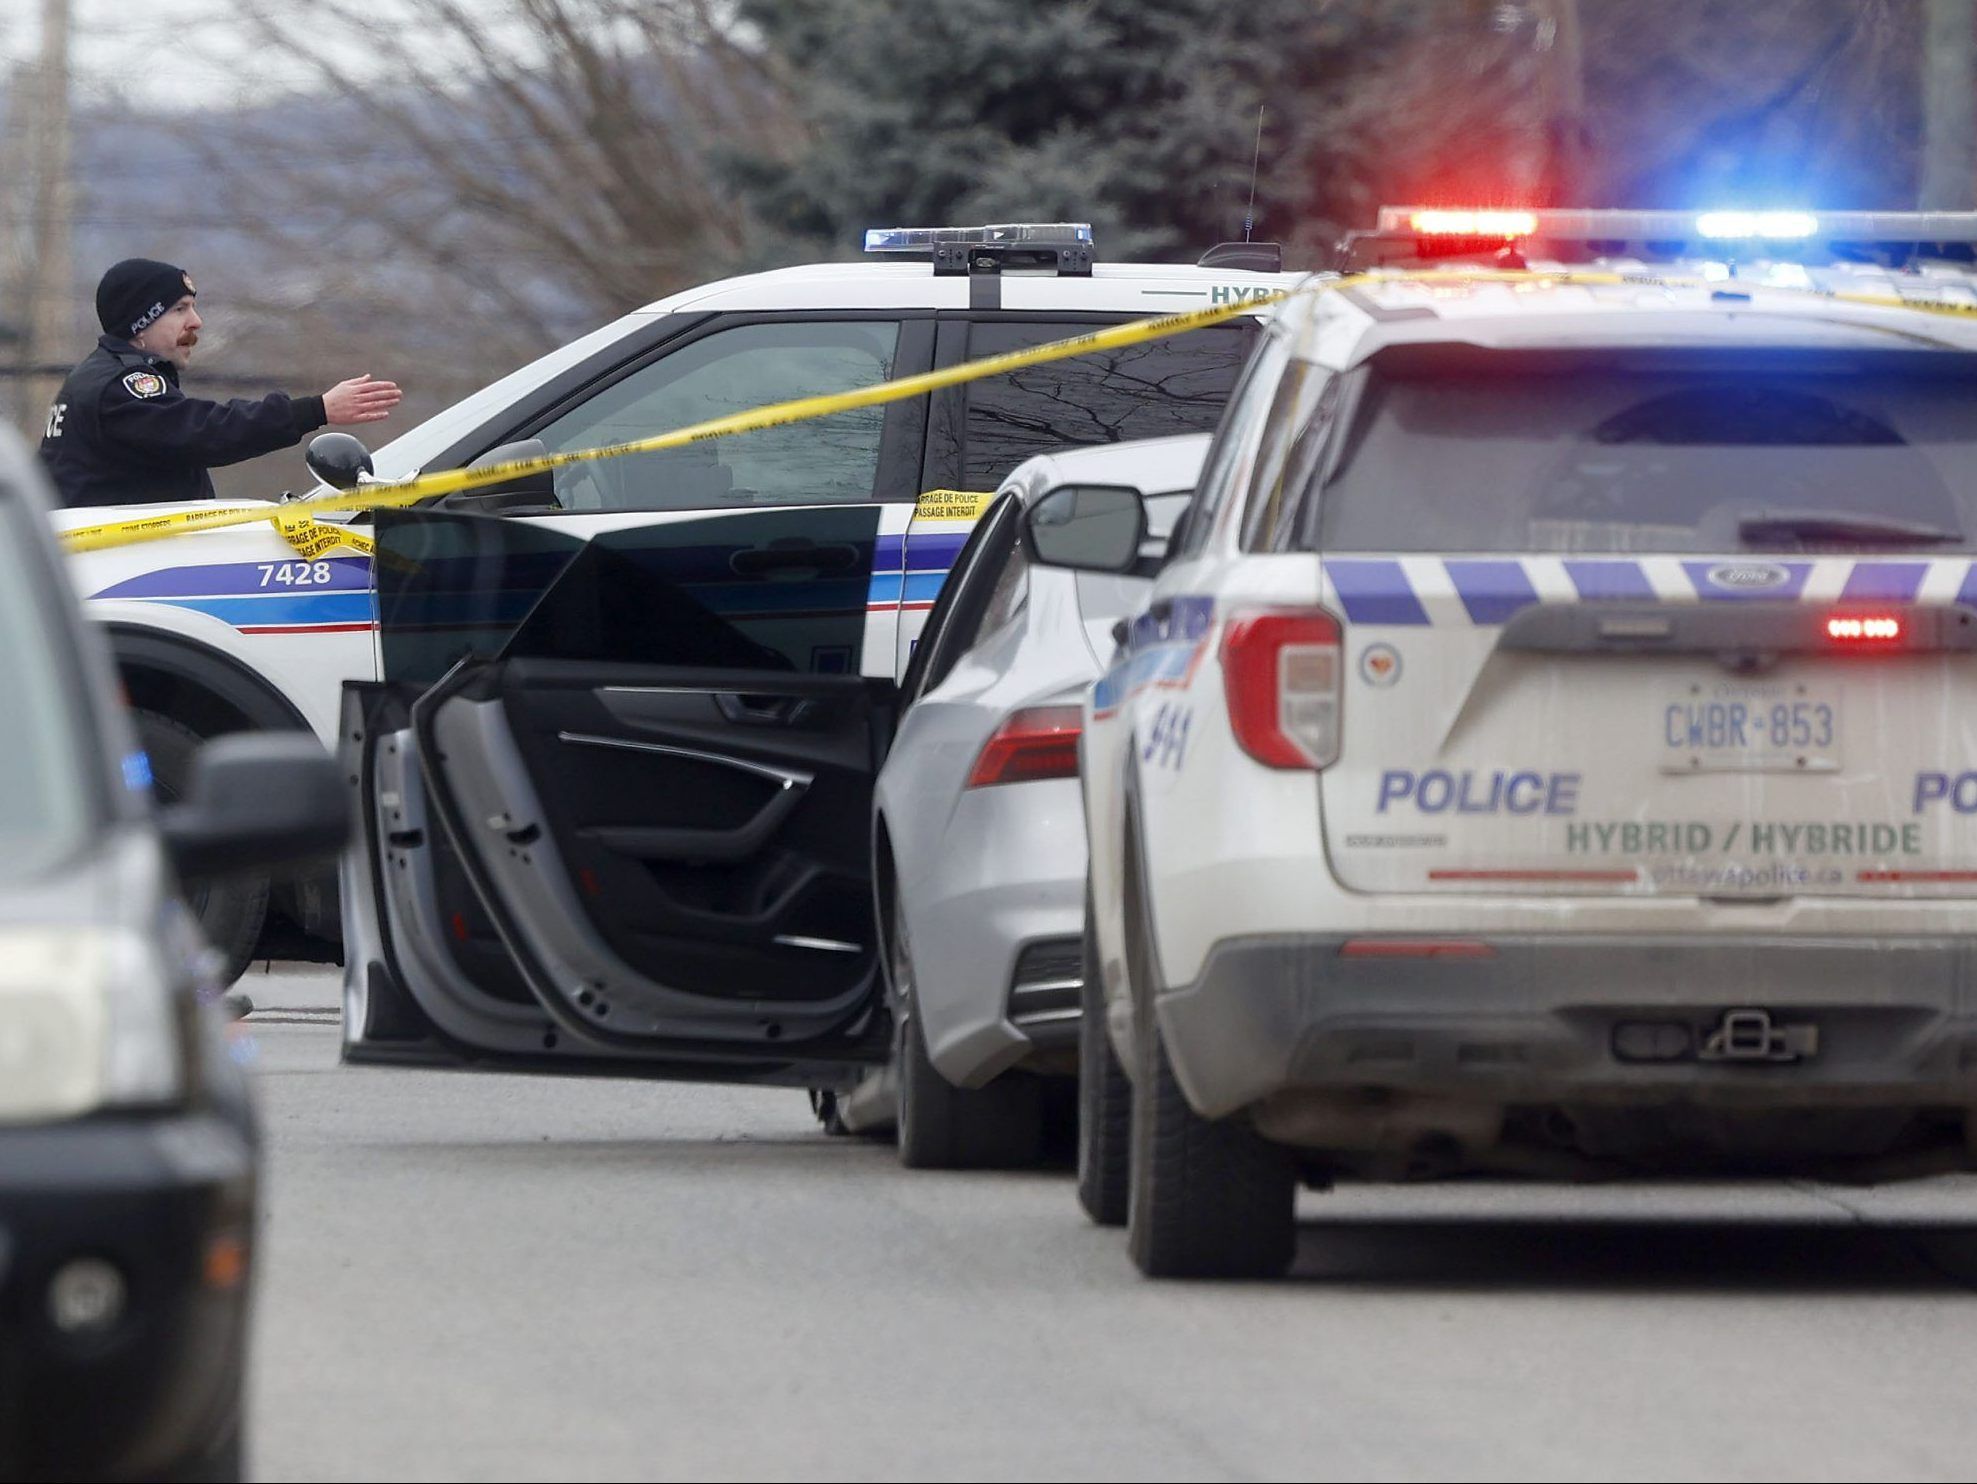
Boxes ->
[1378,207,1977,244]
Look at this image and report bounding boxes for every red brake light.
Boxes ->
[1220,609,1342,771]
[966,705,1082,788]
[1826,614,1901,643]
[1408,209,1538,238]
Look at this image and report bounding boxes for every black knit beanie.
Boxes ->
[96,258,195,337]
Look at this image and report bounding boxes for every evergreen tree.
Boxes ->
[731,0,1439,267]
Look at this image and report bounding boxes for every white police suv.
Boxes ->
[1059,208,1977,1277]
[56,224,1301,977]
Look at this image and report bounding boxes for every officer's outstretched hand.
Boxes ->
[322,374,404,426]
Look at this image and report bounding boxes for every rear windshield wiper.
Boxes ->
[1736,510,1965,547]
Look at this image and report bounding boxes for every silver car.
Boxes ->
[825,435,1209,1165]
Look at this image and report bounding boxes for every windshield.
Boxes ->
[0,499,94,875]
[1315,347,1977,554]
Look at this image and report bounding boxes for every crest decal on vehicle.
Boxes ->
[121,371,167,400]
[1358,642,1402,688]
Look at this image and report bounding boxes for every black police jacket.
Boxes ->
[37,335,327,508]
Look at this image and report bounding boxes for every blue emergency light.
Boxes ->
[862,223,1094,253]
[861,222,1096,277]
[1694,211,1819,240]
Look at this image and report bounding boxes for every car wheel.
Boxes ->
[808,1087,855,1136]
[1121,835,1295,1278]
[1076,885,1131,1226]
[136,710,269,987]
[890,888,1043,1170]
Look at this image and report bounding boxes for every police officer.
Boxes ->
[39,257,403,507]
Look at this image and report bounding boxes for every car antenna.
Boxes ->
[1198,109,1283,273]
[1243,105,1264,242]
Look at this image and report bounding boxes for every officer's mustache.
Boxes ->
[176,331,198,347]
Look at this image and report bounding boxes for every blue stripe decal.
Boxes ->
[1683,560,1812,601]
[1563,559,1655,602]
[900,572,948,605]
[92,556,371,600]
[902,532,970,571]
[1839,562,1929,604]
[1446,559,1539,624]
[1323,559,1428,626]
[874,533,967,575]
[136,592,376,627]
[1958,565,1977,610]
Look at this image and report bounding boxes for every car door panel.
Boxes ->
[343,503,894,1083]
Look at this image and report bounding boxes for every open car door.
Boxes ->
[339,504,894,1087]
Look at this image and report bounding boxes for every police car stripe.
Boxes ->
[1323,555,1977,626]
[1563,559,1654,602]
[90,557,372,600]
[123,592,378,628]
[1323,559,1430,625]
[1839,561,1929,604]
[1445,560,1540,624]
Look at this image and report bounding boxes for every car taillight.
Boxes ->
[1220,609,1342,770]
[966,705,1083,788]
[1826,614,1902,643]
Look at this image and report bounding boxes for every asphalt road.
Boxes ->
[238,966,1977,1483]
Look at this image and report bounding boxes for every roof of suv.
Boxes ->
[645,258,1306,315]
[1286,257,1977,366]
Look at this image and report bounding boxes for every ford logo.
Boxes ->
[1707,562,1790,590]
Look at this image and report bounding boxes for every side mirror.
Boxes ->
[440,439,558,514]
[305,431,375,491]
[158,733,349,883]
[1020,484,1148,574]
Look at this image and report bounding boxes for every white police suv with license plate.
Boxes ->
[54,224,1300,977]
[1064,208,1977,1277]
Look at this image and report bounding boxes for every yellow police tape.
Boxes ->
[57,259,1977,561]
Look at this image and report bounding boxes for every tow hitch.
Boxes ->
[1698,1008,1819,1064]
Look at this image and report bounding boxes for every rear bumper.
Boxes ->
[906,778,1087,1088]
[0,1111,255,1481]
[1159,933,1977,1120]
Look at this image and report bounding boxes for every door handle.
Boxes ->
[730,542,859,577]
[715,692,815,727]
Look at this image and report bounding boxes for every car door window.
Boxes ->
[899,493,1020,704]
[1175,331,1290,561]
[957,320,1256,489]
[536,320,902,512]
[1241,360,1336,551]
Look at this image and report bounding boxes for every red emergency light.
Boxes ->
[1407,209,1538,238]
[1826,615,1902,642]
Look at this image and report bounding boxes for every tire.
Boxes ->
[137,710,270,987]
[808,1088,855,1136]
[890,887,1043,1170]
[1122,836,1295,1279]
[1076,886,1131,1227]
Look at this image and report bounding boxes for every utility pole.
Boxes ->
[22,0,72,433]
[1922,0,1976,209]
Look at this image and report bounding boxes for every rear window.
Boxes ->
[960,321,1255,489]
[1314,347,1977,554]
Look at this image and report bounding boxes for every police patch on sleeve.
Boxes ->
[121,370,167,399]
